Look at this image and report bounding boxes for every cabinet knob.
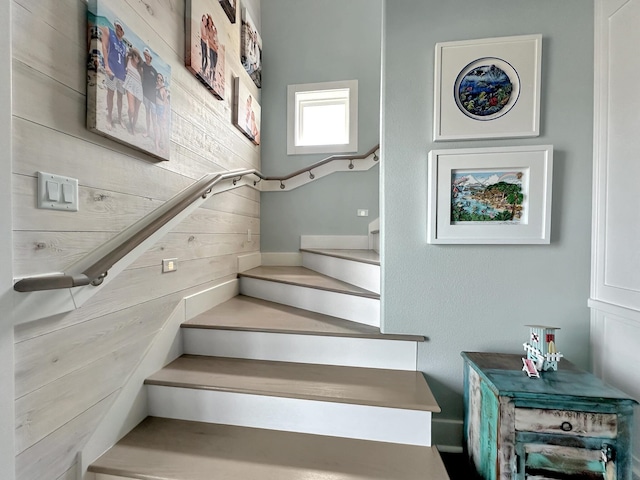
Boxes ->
[561,421,573,432]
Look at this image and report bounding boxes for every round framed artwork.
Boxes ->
[454,57,520,121]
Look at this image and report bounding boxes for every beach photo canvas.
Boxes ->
[185,0,227,99]
[87,0,172,161]
[233,77,261,145]
[241,8,262,88]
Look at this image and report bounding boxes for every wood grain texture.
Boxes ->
[146,355,440,411]
[11,0,261,475]
[16,392,116,480]
[89,417,449,480]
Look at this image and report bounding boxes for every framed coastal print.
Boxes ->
[233,77,261,145]
[433,34,542,141]
[87,0,172,161]
[241,8,262,88]
[185,0,227,99]
[219,0,236,23]
[427,145,553,244]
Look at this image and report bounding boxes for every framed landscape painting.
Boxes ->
[87,0,172,161]
[233,77,261,145]
[185,0,227,99]
[427,145,553,244]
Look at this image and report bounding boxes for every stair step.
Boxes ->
[239,266,380,327]
[89,417,450,480]
[301,249,380,294]
[145,355,438,445]
[300,248,380,265]
[183,295,420,341]
[239,266,379,299]
[182,296,415,370]
[146,355,439,412]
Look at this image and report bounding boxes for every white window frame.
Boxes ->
[287,80,358,155]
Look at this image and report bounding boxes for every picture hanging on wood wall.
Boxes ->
[219,0,236,23]
[241,8,262,88]
[233,77,261,145]
[433,34,542,141]
[185,0,228,99]
[87,0,172,161]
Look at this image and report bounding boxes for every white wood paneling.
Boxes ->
[591,1,640,475]
[11,0,261,476]
[147,385,433,446]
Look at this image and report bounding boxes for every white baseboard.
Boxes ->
[260,252,302,266]
[147,385,432,446]
[300,235,369,250]
[184,279,239,320]
[237,252,261,272]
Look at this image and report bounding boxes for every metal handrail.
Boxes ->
[13,145,379,293]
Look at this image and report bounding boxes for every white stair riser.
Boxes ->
[182,328,418,370]
[146,385,432,446]
[240,277,380,328]
[302,252,380,294]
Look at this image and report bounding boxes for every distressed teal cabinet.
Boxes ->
[462,352,637,480]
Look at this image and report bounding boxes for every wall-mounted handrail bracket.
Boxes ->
[13,144,379,293]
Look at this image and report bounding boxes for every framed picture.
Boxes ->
[241,8,262,88]
[87,0,172,161]
[427,145,553,244]
[185,0,227,99]
[433,34,542,141]
[233,77,261,145]
[219,0,236,23]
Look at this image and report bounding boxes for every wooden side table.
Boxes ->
[462,352,637,480]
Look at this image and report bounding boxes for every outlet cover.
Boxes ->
[162,258,178,273]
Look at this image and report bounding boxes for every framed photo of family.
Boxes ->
[241,8,262,88]
[427,145,553,244]
[233,77,261,145]
[433,34,542,141]
[86,0,172,161]
[185,0,228,99]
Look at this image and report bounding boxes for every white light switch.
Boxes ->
[38,172,79,212]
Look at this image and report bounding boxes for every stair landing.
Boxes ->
[89,417,450,480]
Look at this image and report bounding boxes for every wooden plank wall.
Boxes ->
[11,0,261,478]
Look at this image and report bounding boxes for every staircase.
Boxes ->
[87,248,449,480]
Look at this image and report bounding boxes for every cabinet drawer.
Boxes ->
[523,443,611,480]
[515,408,617,438]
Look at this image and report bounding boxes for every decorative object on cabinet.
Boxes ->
[462,352,637,480]
[433,34,542,141]
[218,0,236,23]
[523,325,563,372]
[427,145,553,244]
[86,0,172,161]
[241,8,262,88]
[233,77,261,145]
[185,0,227,99]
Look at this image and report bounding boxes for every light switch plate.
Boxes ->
[37,172,79,211]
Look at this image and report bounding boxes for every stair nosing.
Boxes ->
[144,355,441,413]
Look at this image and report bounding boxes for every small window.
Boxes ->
[287,80,358,155]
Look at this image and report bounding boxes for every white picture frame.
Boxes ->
[433,34,542,141]
[427,145,553,244]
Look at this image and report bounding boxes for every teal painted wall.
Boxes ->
[260,0,382,252]
[381,0,594,443]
